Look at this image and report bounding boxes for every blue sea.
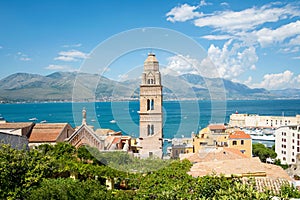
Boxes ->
[1,100,300,140]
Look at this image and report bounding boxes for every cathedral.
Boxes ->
[138,53,163,158]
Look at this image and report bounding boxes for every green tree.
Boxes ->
[252,143,277,162]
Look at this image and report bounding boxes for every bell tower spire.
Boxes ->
[139,53,163,158]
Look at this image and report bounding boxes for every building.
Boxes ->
[67,108,131,152]
[0,132,29,150]
[169,138,193,159]
[229,113,300,128]
[0,122,35,137]
[28,123,75,148]
[227,130,252,158]
[182,147,291,194]
[192,124,252,158]
[275,125,300,165]
[138,53,163,158]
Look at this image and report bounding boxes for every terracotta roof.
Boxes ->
[0,122,34,129]
[188,157,291,181]
[94,128,120,136]
[208,124,226,130]
[229,130,251,139]
[181,147,247,163]
[29,123,68,142]
[242,177,289,194]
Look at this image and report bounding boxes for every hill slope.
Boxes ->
[0,72,298,102]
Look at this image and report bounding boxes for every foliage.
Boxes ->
[279,183,300,199]
[27,178,111,200]
[0,144,54,199]
[1,142,300,199]
[252,143,277,162]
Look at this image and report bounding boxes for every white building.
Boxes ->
[275,125,300,165]
[230,113,300,128]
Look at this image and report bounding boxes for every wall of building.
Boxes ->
[228,138,252,158]
[275,125,300,165]
[230,114,300,128]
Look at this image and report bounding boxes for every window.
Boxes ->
[147,79,154,84]
[147,99,150,110]
[241,140,244,145]
[147,124,154,136]
[233,141,237,145]
[147,99,154,111]
[149,152,153,157]
[150,99,154,110]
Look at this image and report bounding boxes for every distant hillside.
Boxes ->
[0,72,299,102]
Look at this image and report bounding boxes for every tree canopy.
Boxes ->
[0,142,299,199]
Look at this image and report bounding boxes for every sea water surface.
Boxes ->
[1,100,300,140]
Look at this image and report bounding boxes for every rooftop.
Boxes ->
[229,130,251,139]
[181,147,248,163]
[188,157,291,181]
[29,123,70,142]
[0,122,34,129]
[208,124,226,130]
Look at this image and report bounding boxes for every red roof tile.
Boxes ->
[0,122,34,129]
[29,123,68,142]
[208,124,226,130]
[229,130,251,139]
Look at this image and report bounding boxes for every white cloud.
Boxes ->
[206,40,258,79]
[45,64,78,72]
[54,56,77,62]
[61,43,82,48]
[193,4,299,32]
[220,2,229,7]
[166,4,202,23]
[289,35,300,46]
[16,52,31,61]
[244,76,252,85]
[201,35,232,40]
[54,50,88,62]
[163,55,200,76]
[254,20,300,47]
[251,70,300,89]
[19,57,31,61]
[199,0,211,7]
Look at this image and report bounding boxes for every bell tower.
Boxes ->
[139,53,163,158]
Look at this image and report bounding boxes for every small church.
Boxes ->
[138,53,163,158]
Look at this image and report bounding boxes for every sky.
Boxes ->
[1,0,300,90]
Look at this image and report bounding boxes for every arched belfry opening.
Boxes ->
[139,53,163,158]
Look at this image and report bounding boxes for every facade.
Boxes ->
[193,124,228,153]
[0,132,29,150]
[228,130,252,158]
[169,138,193,158]
[192,125,252,158]
[139,53,163,158]
[68,108,132,152]
[229,113,300,128]
[275,125,300,165]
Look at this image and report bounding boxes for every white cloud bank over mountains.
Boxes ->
[165,1,300,90]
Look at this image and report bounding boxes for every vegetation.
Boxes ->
[252,143,277,162]
[1,142,300,199]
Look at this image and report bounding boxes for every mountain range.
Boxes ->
[0,72,299,102]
